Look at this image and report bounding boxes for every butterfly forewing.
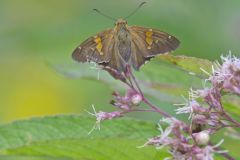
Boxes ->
[128,26,180,70]
[130,26,180,57]
[72,29,114,64]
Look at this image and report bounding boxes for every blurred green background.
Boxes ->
[0,0,240,123]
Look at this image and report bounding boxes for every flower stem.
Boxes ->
[122,108,159,114]
[125,66,172,118]
[142,97,171,117]
[222,112,240,128]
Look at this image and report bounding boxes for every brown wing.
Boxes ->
[72,28,129,72]
[72,29,114,64]
[129,26,180,70]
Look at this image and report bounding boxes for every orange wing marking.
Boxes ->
[94,36,104,55]
[145,29,153,49]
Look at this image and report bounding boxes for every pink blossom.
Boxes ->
[86,105,122,134]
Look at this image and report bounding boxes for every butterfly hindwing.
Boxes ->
[130,38,150,70]
[72,29,114,64]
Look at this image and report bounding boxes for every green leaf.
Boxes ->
[158,54,213,78]
[52,59,202,104]
[222,94,240,117]
[212,128,240,159]
[135,58,203,95]
[5,139,162,160]
[50,63,116,84]
[0,115,166,160]
[0,155,69,160]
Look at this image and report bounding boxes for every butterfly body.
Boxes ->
[72,18,180,72]
[112,19,132,71]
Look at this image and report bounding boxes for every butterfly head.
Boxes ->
[114,19,128,32]
[115,19,127,26]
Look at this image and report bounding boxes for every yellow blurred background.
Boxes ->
[0,0,240,123]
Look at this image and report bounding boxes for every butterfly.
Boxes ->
[72,3,180,73]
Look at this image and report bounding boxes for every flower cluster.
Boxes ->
[143,118,227,160]
[143,54,240,159]
[210,54,240,95]
[87,54,239,160]
[111,89,143,110]
[87,89,143,134]
[175,55,240,133]
[176,88,228,133]
[86,105,122,134]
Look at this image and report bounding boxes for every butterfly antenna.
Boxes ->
[124,2,147,19]
[93,9,117,21]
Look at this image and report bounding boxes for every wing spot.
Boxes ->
[146,29,153,49]
[94,36,104,56]
[78,46,81,50]
[168,35,172,39]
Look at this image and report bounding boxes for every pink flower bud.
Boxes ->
[131,94,142,105]
[193,131,210,146]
